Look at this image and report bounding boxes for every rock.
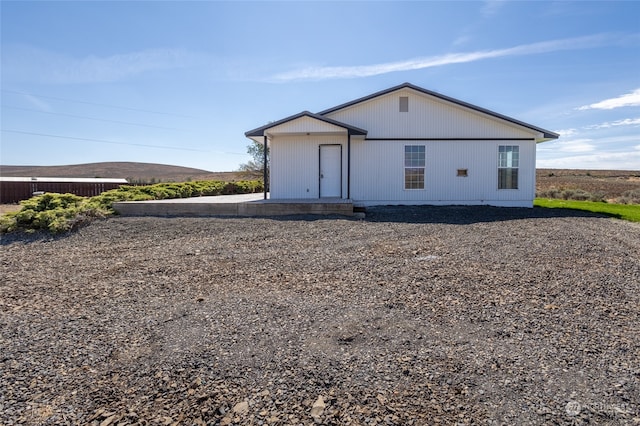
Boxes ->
[233,400,249,415]
[100,415,117,426]
[311,396,326,419]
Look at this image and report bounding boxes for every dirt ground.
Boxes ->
[0,205,21,215]
[1,206,639,425]
[536,169,640,199]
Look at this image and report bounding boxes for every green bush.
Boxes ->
[1,179,263,234]
[1,193,107,234]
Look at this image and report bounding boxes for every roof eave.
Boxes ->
[537,134,560,143]
[245,111,367,138]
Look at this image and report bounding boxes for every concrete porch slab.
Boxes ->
[112,194,354,217]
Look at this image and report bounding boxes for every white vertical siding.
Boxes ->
[326,90,537,139]
[268,116,346,134]
[265,86,544,206]
[351,139,536,206]
[270,135,348,199]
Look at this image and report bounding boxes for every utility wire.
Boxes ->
[1,129,208,152]
[2,105,182,130]
[2,129,247,155]
[1,89,196,118]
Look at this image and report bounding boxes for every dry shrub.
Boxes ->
[537,187,606,202]
[615,189,640,205]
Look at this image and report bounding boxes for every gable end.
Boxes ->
[245,111,367,139]
[318,83,559,141]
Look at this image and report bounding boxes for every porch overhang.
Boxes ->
[245,111,367,143]
[245,111,366,201]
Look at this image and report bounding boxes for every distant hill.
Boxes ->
[0,162,245,183]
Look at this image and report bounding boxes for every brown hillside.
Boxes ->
[0,162,245,183]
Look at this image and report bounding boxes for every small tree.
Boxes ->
[238,140,269,187]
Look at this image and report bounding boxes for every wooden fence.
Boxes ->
[0,180,126,204]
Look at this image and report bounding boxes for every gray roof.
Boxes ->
[245,111,368,138]
[318,82,559,140]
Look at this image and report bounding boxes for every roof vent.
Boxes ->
[399,96,409,112]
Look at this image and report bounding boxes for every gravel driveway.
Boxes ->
[1,206,639,425]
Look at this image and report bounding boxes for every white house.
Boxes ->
[245,83,558,208]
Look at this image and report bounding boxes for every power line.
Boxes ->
[1,89,197,118]
[1,129,208,152]
[2,105,182,131]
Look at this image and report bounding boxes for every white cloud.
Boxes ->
[585,117,640,129]
[555,128,578,137]
[537,150,640,170]
[551,120,640,142]
[538,133,640,169]
[58,49,203,84]
[549,139,596,153]
[577,88,640,110]
[3,44,204,84]
[272,34,615,82]
[482,0,507,17]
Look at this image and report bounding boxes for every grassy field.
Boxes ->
[535,198,640,222]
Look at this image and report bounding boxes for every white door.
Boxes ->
[319,145,342,198]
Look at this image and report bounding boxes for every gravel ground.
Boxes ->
[1,206,639,425]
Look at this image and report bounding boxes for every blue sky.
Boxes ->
[1,1,639,172]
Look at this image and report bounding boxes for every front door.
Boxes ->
[319,144,342,198]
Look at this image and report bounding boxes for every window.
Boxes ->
[498,145,519,189]
[399,96,409,112]
[404,145,425,189]
[457,168,468,177]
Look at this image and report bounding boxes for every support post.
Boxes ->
[347,133,351,200]
[263,136,268,200]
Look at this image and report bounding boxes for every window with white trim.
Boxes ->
[404,145,425,189]
[498,145,519,189]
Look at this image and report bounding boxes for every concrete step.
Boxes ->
[113,200,354,217]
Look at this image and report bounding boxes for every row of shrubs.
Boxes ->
[536,188,607,202]
[536,188,640,204]
[90,180,263,208]
[0,180,263,234]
